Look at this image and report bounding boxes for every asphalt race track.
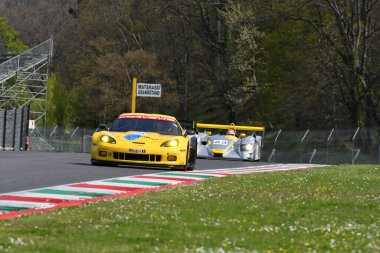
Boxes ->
[0,152,269,194]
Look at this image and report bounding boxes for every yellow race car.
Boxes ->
[91,113,197,170]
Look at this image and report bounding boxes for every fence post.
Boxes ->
[268,129,282,162]
[60,127,63,152]
[300,129,309,163]
[352,127,360,164]
[326,128,334,164]
[25,105,30,150]
[81,128,86,153]
[69,126,79,152]
[309,149,317,164]
[19,106,25,150]
[353,149,361,164]
[11,109,17,150]
[49,125,58,152]
[1,109,6,150]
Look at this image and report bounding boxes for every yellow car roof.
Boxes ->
[118,113,177,122]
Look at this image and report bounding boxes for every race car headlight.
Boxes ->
[100,135,116,144]
[241,144,253,151]
[161,139,179,147]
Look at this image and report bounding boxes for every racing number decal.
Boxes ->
[213,140,228,145]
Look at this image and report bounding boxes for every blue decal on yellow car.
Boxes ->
[124,132,148,141]
[124,134,141,141]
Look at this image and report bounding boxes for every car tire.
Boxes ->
[186,137,197,171]
[92,159,118,167]
[186,163,195,171]
[91,159,103,166]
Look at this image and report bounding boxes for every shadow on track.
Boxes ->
[68,162,176,172]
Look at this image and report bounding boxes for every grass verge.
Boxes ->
[0,164,379,252]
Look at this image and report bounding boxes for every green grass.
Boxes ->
[1,165,379,252]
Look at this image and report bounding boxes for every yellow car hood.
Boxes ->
[110,131,178,144]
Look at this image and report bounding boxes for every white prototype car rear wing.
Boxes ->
[196,123,265,132]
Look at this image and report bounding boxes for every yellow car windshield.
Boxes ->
[110,118,182,136]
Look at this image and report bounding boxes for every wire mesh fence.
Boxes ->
[29,126,96,153]
[28,126,380,165]
[261,127,380,164]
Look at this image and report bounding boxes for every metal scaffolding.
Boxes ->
[0,38,53,123]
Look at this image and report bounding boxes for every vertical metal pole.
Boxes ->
[268,129,282,162]
[61,127,64,152]
[70,126,79,152]
[49,125,58,152]
[352,127,360,164]
[274,129,282,147]
[309,149,317,164]
[25,105,30,150]
[19,106,25,150]
[326,128,334,164]
[49,36,54,60]
[81,128,85,153]
[12,109,17,150]
[300,129,310,163]
[1,109,6,150]
[353,149,361,164]
[131,77,137,113]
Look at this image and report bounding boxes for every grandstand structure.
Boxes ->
[0,38,53,123]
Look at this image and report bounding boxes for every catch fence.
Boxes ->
[263,127,380,165]
[27,126,380,165]
[28,126,96,153]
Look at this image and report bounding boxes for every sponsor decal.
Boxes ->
[129,148,146,154]
[124,132,148,141]
[119,115,176,122]
[213,140,228,145]
[141,135,160,141]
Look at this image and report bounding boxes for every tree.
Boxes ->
[156,0,226,122]
[221,2,264,118]
[3,0,378,129]
[0,17,27,53]
[0,0,76,46]
[46,73,68,126]
[271,0,380,127]
[58,0,180,126]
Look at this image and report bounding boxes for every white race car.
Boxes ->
[196,123,264,161]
